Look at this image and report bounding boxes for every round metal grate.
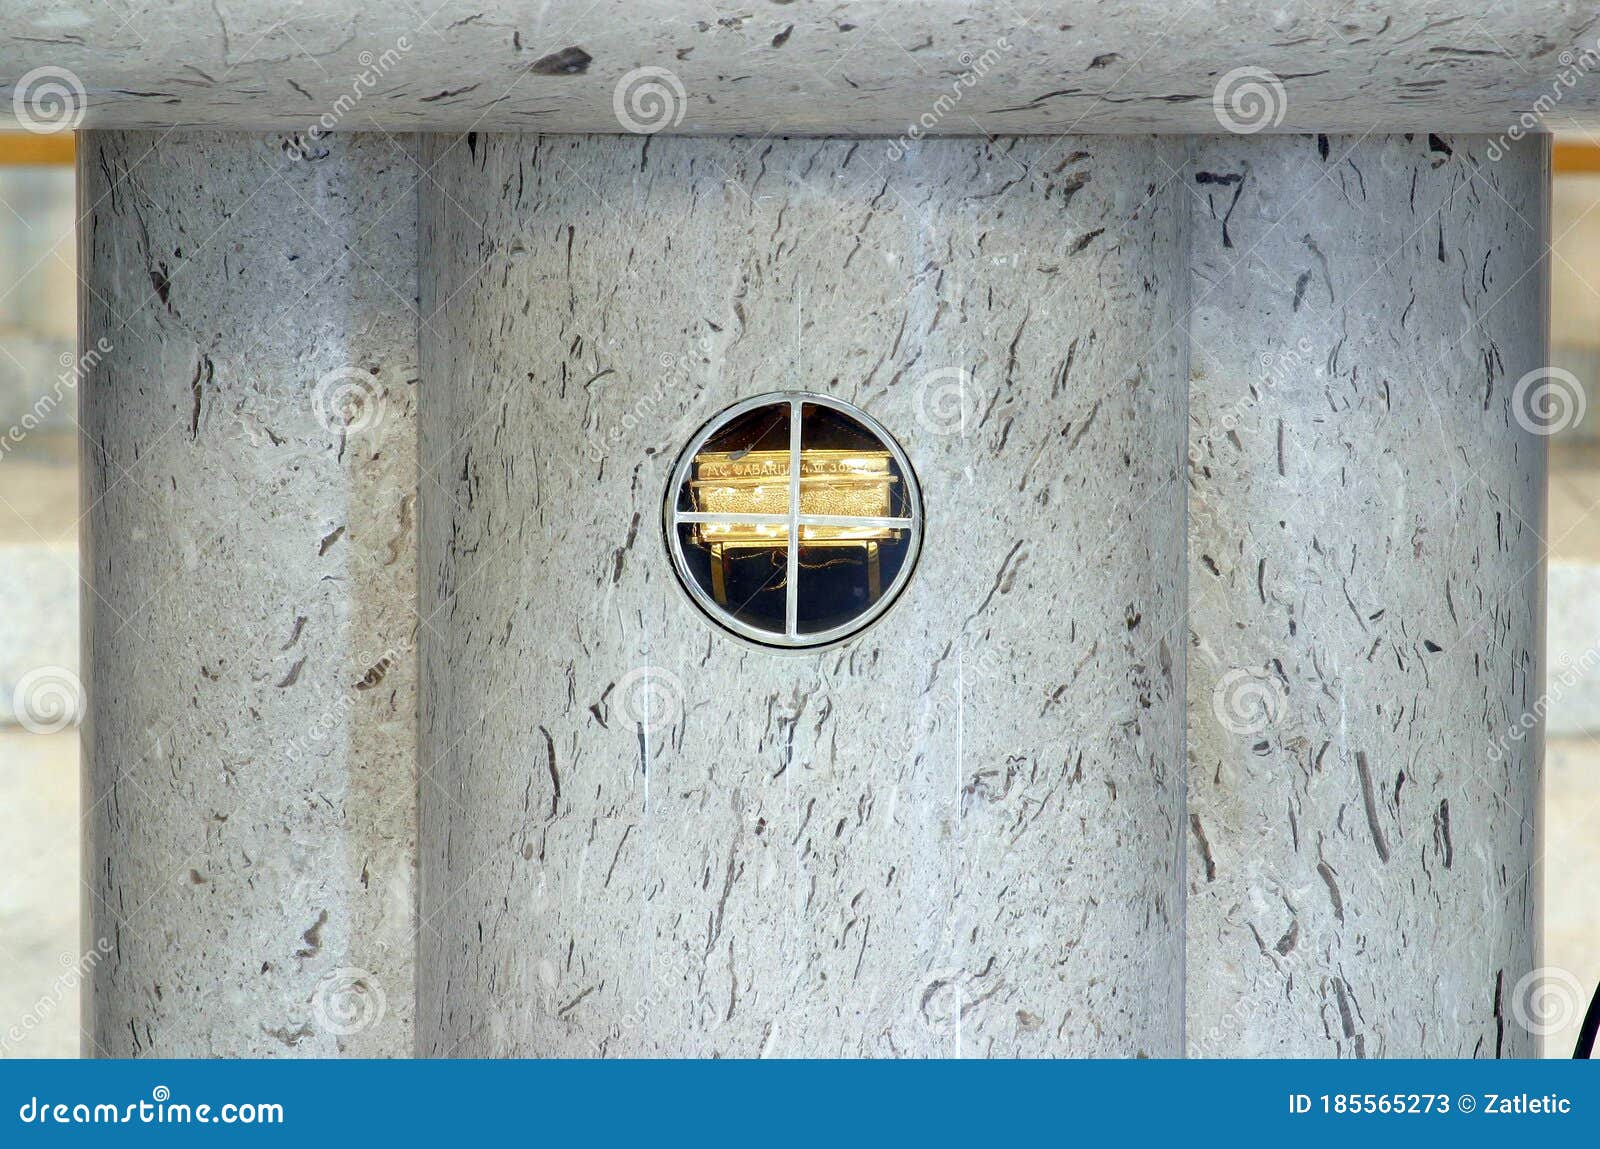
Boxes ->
[662,393,923,650]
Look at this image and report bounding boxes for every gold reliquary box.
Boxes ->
[690,449,901,548]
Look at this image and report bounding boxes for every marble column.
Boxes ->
[1186,134,1548,1056]
[418,134,1189,1057]
[79,131,418,1056]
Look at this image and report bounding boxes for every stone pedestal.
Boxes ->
[416,134,1191,1056]
[78,131,418,1056]
[72,126,1551,1060]
[1185,133,1548,1057]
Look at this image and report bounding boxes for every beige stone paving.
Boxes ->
[0,729,79,1058]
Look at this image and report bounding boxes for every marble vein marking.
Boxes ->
[80,130,419,1057]
[418,133,1189,1056]
[4,2,1600,133]
[1186,133,1546,1058]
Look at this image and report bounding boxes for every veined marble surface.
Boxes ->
[1185,133,1547,1057]
[78,131,419,1057]
[56,122,1557,1058]
[3,2,1600,134]
[418,133,1189,1056]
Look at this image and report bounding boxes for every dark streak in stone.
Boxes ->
[1190,814,1216,880]
[1434,798,1453,868]
[707,842,738,954]
[990,88,1084,114]
[604,824,632,887]
[1493,969,1506,1057]
[150,261,171,307]
[529,46,592,75]
[420,84,481,102]
[1317,861,1345,922]
[540,725,561,819]
[610,511,639,584]
[964,539,1026,628]
[1195,171,1245,248]
[557,985,594,1017]
[1354,750,1391,863]
[1332,976,1358,1041]
[1275,914,1299,955]
[355,657,390,691]
[1067,227,1104,254]
[1057,170,1089,209]
[296,909,327,958]
[189,353,212,439]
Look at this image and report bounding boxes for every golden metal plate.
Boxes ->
[691,449,898,542]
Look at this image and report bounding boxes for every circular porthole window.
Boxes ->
[663,393,923,650]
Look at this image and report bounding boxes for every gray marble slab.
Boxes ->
[78,130,419,1057]
[1185,133,1547,1057]
[4,2,1599,134]
[418,133,1190,1056]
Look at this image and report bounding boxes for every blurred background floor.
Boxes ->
[0,139,80,1059]
[0,431,77,1059]
[0,729,78,1058]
